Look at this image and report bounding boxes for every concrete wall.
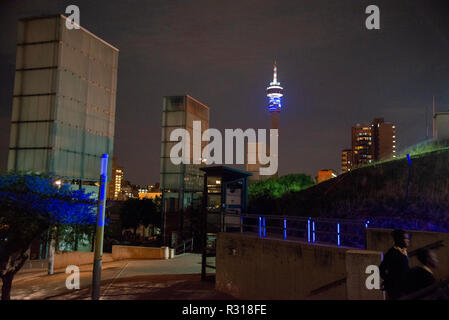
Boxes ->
[29,245,170,270]
[112,245,169,260]
[367,228,449,280]
[216,229,449,299]
[345,250,384,300]
[215,233,349,299]
[54,251,113,269]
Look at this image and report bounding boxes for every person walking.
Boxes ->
[379,229,411,299]
[404,248,437,294]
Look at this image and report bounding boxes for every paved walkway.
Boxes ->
[11,254,227,300]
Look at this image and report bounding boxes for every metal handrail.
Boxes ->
[223,212,368,248]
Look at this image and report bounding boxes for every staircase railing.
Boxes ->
[175,237,194,255]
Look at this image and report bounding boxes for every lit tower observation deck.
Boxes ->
[266,61,283,130]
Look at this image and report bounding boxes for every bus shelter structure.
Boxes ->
[199,166,252,280]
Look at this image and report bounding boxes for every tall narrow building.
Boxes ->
[8,15,118,189]
[372,118,396,161]
[160,95,210,246]
[107,158,124,200]
[341,149,355,173]
[352,124,374,166]
[345,118,396,172]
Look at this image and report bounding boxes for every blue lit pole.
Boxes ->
[263,217,266,238]
[307,218,311,243]
[92,154,108,300]
[405,153,412,206]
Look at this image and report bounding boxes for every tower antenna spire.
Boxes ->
[273,60,278,84]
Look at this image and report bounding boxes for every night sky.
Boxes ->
[1,0,449,185]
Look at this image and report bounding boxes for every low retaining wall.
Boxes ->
[216,229,449,299]
[112,245,170,260]
[52,245,171,269]
[216,233,349,299]
[54,251,113,269]
[367,228,449,280]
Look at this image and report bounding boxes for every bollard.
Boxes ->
[162,246,169,259]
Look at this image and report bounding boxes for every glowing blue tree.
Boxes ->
[0,173,96,300]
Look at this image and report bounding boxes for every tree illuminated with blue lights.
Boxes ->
[0,173,97,300]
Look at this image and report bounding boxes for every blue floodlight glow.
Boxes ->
[284,219,287,240]
[307,219,311,243]
[365,220,370,229]
[312,221,316,243]
[337,223,341,247]
[268,97,282,111]
[259,216,262,238]
[407,154,411,165]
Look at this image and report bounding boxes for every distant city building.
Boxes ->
[107,158,124,200]
[341,149,355,173]
[138,183,162,200]
[344,118,396,172]
[160,95,209,245]
[139,192,162,200]
[317,169,337,183]
[372,118,396,161]
[121,180,139,199]
[7,15,118,187]
[352,124,374,166]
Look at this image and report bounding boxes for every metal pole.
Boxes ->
[92,154,108,300]
[432,96,436,139]
[201,173,207,281]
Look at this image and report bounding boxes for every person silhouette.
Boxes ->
[404,248,438,295]
[379,229,411,300]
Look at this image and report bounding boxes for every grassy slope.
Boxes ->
[276,148,449,230]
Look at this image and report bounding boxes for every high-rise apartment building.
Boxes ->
[343,118,396,172]
[160,95,210,245]
[352,124,374,166]
[341,149,355,173]
[372,118,396,161]
[7,15,118,186]
[107,158,124,200]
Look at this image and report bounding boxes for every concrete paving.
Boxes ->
[10,254,224,300]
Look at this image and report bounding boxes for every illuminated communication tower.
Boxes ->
[266,61,283,130]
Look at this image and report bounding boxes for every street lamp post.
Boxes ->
[92,154,108,300]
